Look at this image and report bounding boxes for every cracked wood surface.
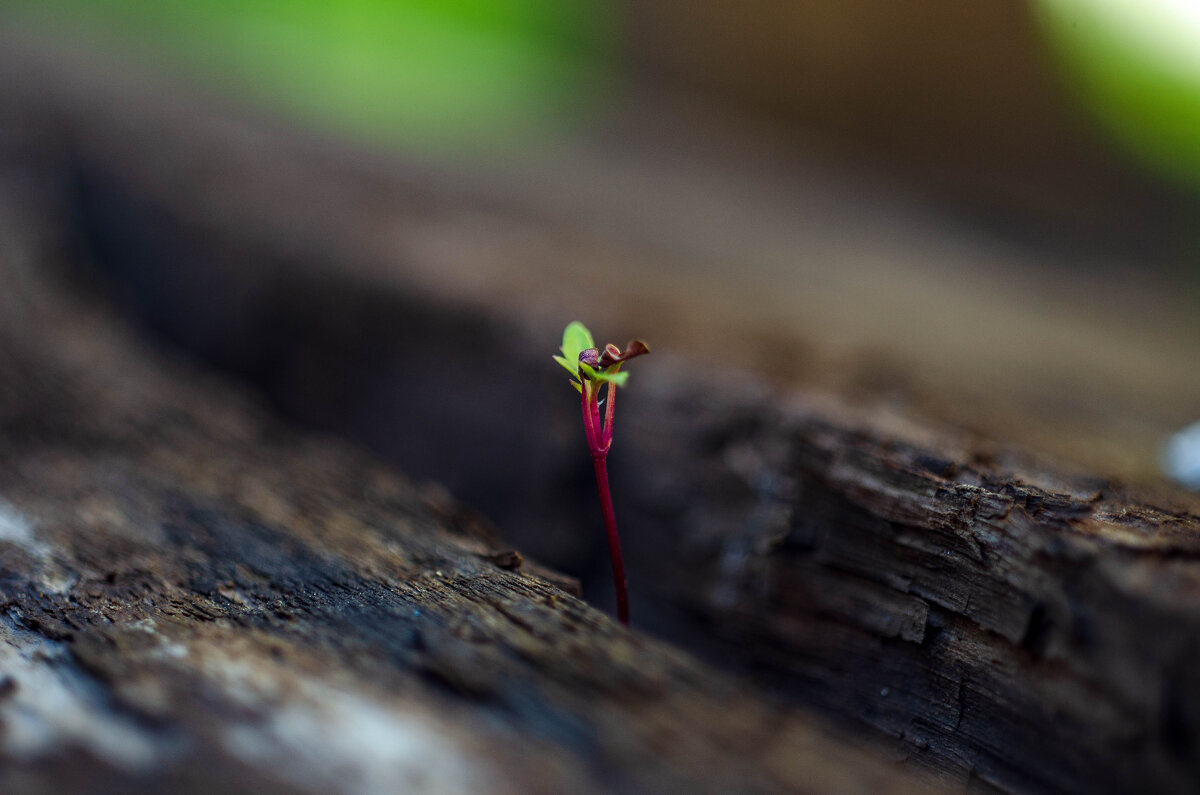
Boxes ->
[4,29,1200,795]
[634,395,1200,792]
[0,175,927,794]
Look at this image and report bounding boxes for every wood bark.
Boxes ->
[0,140,929,795]
[3,30,1200,794]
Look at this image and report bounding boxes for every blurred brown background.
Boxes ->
[5,0,1198,481]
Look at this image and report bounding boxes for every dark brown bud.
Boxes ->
[597,339,650,368]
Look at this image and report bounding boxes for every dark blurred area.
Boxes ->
[3,0,1200,622]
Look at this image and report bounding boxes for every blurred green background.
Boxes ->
[1035,0,1200,187]
[5,0,615,151]
[8,0,1200,192]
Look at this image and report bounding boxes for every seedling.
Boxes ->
[553,321,649,626]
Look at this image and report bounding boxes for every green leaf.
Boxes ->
[591,369,629,387]
[560,321,594,368]
[577,357,629,387]
[552,354,579,378]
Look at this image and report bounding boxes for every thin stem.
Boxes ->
[589,387,604,452]
[579,370,629,625]
[602,366,620,448]
[591,452,629,626]
[580,382,599,450]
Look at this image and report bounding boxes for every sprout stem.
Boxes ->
[591,452,629,625]
[602,369,619,448]
[580,379,629,625]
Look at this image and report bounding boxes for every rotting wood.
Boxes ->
[4,29,1200,795]
[0,168,932,794]
[2,69,979,795]
[629,393,1200,792]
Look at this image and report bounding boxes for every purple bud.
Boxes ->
[579,348,601,369]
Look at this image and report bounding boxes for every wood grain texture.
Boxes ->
[630,392,1200,792]
[0,160,929,794]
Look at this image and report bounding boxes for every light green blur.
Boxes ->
[1035,0,1200,187]
[2,0,614,151]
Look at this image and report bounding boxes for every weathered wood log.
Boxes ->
[4,29,1200,795]
[0,151,935,794]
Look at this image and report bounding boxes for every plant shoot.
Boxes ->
[553,321,649,626]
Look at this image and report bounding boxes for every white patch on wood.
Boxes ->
[0,618,169,770]
[0,499,76,593]
[0,500,40,552]
[210,658,494,795]
[125,618,189,660]
[1164,420,1200,489]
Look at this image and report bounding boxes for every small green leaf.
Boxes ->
[591,369,629,387]
[560,321,594,367]
[552,354,579,377]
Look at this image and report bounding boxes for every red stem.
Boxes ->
[579,377,629,625]
[602,369,619,448]
[591,452,629,625]
[580,382,599,450]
